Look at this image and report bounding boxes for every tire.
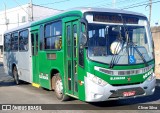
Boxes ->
[54,73,70,101]
[13,66,20,85]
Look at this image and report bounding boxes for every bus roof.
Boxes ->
[39,7,146,19]
[31,7,147,26]
[4,7,146,34]
[66,7,146,17]
[36,7,146,22]
[4,22,32,34]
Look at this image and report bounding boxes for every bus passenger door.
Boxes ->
[66,20,79,96]
[31,32,39,84]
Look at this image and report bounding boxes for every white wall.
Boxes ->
[32,5,61,21]
[0,4,61,46]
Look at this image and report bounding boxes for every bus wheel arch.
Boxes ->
[12,64,20,85]
[50,69,70,101]
[12,63,16,76]
[54,73,70,101]
[51,69,59,90]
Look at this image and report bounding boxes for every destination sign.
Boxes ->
[93,14,139,24]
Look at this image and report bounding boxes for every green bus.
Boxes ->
[3,7,156,102]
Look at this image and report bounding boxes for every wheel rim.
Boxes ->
[55,79,63,97]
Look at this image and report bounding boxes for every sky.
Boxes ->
[0,0,159,26]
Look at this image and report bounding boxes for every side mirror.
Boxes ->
[80,18,88,48]
[80,32,87,46]
[112,26,121,32]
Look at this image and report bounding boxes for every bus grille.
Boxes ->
[95,64,153,76]
[111,82,142,86]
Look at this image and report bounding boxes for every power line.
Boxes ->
[118,0,149,9]
[84,0,108,7]
[97,0,131,7]
[0,21,27,25]
[96,0,140,8]
[121,0,160,9]
[39,0,71,6]
[12,0,29,15]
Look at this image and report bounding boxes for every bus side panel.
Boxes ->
[31,25,53,89]
[17,29,32,83]
[3,51,15,76]
[38,51,64,90]
[17,52,31,83]
[38,51,51,89]
[28,30,33,83]
[77,50,87,101]
[3,29,32,83]
[31,26,40,85]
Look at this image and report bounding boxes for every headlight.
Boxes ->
[147,73,155,81]
[87,72,108,86]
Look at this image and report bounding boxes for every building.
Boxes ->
[151,26,160,79]
[0,4,61,55]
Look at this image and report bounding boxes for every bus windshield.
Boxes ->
[87,23,153,65]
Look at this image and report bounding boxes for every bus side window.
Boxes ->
[44,21,62,50]
[19,30,29,51]
[4,34,11,52]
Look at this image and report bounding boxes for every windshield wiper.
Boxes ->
[109,14,148,68]
[109,14,126,68]
[109,40,124,68]
[132,44,148,67]
[109,40,121,68]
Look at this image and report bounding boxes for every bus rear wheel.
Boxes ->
[54,73,70,101]
[13,66,20,85]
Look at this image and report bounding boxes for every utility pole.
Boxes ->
[3,2,8,30]
[29,0,33,21]
[113,0,116,8]
[17,13,19,26]
[149,0,152,25]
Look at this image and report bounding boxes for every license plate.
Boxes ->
[123,91,136,97]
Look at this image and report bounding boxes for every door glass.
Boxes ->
[31,34,34,55]
[68,60,72,90]
[66,22,79,94]
[67,25,72,90]
[73,24,78,58]
[73,24,78,93]
[67,26,71,58]
[36,33,38,55]
[74,60,78,92]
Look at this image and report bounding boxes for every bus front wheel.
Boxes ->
[54,73,69,101]
[13,66,20,85]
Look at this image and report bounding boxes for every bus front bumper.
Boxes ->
[84,76,156,102]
